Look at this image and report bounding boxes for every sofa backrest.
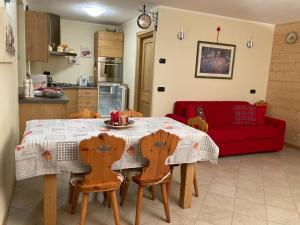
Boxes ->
[173,101,250,126]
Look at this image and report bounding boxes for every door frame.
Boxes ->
[134,28,156,113]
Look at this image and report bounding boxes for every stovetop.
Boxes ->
[49,82,72,87]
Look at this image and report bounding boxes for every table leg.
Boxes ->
[179,163,195,209]
[44,174,57,225]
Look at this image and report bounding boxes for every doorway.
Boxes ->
[134,29,155,117]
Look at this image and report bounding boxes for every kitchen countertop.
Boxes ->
[19,95,69,104]
[61,85,97,89]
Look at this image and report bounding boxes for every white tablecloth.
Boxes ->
[15,117,219,180]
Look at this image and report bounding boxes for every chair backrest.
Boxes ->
[139,130,179,181]
[187,116,208,132]
[79,133,125,186]
[70,108,101,119]
[120,109,143,118]
[255,100,268,107]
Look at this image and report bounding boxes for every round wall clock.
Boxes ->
[137,14,151,29]
[286,32,298,44]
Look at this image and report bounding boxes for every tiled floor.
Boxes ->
[7,147,300,225]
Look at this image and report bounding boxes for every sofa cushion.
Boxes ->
[233,104,257,125]
[256,105,267,125]
[208,125,279,143]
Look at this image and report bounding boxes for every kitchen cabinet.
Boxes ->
[64,88,98,117]
[25,11,60,62]
[19,102,67,142]
[94,31,124,58]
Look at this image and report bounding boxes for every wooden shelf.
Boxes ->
[48,51,77,57]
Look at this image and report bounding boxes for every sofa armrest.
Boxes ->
[165,114,188,124]
[264,116,286,129]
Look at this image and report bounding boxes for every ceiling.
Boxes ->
[26,0,300,25]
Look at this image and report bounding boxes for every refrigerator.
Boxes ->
[98,82,128,117]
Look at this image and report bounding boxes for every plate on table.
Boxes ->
[104,119,135,129]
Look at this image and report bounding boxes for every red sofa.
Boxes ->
[166,101,286,156]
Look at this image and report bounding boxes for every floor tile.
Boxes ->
[197,205,233,225]
[236,186,265,204]
[266,206,300,225]
[235,198,267,220]
[232,213,267,225]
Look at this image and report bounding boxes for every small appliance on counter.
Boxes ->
[98,82,128,117]
[79,75,89,87]
[31,74,48,90]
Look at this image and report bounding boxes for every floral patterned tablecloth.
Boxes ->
[15,117,219,181]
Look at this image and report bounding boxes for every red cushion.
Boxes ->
[185,105,197,119]
[233,105,256,125]
[208,125,279,143]
[256,105,267,125]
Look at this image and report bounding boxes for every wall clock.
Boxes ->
[286,32,298,44]
[137,13,151,29]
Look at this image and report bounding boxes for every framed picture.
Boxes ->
[0,7,16,63]
[195,41,236,79]
[80,47,92,58]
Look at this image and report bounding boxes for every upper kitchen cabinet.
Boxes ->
[25,11,61,62]
[94,31,124,58]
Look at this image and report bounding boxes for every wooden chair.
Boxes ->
[70,133,125,225]
[68,108,101,203]
[255,100,268,107]
[120,109,143,118]
[70,108,101,119]
[119,109,145,205]
[132,130,179,225]
[187,116,209,197]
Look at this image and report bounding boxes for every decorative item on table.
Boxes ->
[195,41,236,79]
[104,110,134,129]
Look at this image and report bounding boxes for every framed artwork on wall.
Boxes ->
[0,7,16,63]
[195,41,236,79]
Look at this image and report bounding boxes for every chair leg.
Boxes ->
[110,190,120,225]
[120,176,130,206]
[166,175,173,197]
[150,185,156,200]
[70,186,80,214]
[69,183,75,203]
[160,183,171,223]
[107,192,112,208]
[135,186,145,225]
[79,193,89,225]
[193,166,199,197]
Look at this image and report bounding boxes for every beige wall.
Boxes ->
[121,17,141,108]
[151,6,274,116]
[266,21,300,147]
[30,19,118,84]
[0,2,19,224]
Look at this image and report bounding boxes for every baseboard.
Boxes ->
[2,179,16,225]
[285,142,300,150]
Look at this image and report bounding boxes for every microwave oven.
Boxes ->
[97,57,123,83]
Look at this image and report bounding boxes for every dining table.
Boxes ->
[15,117,219,225]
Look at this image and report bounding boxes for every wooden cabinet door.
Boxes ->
[64,89,78,118]
[25,11,49,62]
[78,89,98,112]
[96,31,124,58]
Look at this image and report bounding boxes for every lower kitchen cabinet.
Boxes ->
[64,88,98,117]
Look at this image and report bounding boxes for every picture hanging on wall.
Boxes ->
[80,47,92,58]
[195,41,236,79]
[0,7,16,63]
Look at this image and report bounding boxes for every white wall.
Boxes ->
[0,2,19,223]
[121,17,141,108]
[151,7,274,116]
[30,19,118,84]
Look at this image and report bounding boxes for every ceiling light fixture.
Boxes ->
[83,6,105,17]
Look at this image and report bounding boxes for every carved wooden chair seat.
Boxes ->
[70,108,101,119]
[70,133,125,225]
[126,130,179,225]
[187,116,209,197]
